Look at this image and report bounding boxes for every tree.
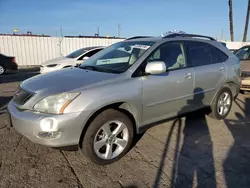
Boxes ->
[229,0,234,41]
[243,0,250,42]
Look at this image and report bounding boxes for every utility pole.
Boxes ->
[97,26,99,36]
[59,27,64,56]
[221,29,224,41]
[118,24,121,38]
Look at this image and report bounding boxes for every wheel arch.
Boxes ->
[211,81,239,105]
[78,102,138,148]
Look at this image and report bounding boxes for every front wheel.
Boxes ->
[208,87,233,120]
[81,109,134,165]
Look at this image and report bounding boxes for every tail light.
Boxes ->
[12,57,15,63]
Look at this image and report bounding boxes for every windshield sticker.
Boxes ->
[133,44,150,50]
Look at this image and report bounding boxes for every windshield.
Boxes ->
[66,48,87,58]
[235,47,250,60]
[79,41,154,73]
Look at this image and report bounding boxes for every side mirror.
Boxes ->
[145,61,166,75]
[83,56,89,60]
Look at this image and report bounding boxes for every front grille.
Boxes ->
[13,86,34,105]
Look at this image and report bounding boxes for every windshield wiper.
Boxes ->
[79,65,121,74]
[79,65,100,71]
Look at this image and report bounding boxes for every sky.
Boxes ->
[0,0,249,41]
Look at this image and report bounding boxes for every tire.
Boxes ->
[208,87,233,120]
[0,65,5,75]
[81,109,134,165]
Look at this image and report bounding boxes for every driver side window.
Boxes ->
[146,42,187,71]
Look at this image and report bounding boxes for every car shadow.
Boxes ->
[223,97,250,187]
[0,70,39,84]
[154,88,216,188]
[0,96,13,115]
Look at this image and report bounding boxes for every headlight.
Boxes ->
[34,92,80,114]
[46,64,58,67]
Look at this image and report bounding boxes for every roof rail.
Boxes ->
[163,33,216,41]
[125,36,153,40]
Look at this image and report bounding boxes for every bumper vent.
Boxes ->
[13,87,34,105]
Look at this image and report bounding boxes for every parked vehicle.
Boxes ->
[0,53,18,75]
[235,45,250,92]
[8,33,240,165]
[230,49,238,54]
[40,46,104,74]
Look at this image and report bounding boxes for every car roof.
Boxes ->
[125,33,217,43]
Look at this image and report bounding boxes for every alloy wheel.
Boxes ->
[93,120,129,160]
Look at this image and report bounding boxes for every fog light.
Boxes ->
[40,118,58,132]
[37,131,61,139]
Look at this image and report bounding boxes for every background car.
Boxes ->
[0,53,18,75]
[40,46,104,74]
[235,45,250,92]
[230,49,238,54]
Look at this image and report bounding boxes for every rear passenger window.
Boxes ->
[187,42,213,66]
[209,46,228,63]
[187,42,228,67]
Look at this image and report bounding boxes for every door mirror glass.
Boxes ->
[145,61,166,75]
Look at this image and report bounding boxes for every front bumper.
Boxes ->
[6,62,18,71]
[8,100,87,147]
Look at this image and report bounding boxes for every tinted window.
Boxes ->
[210,45,228,63]
[187,42,227,66]
[147,43,187,71]
[66,48,86,58]
[78,49,102,60]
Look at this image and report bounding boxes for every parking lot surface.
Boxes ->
[1,70,250,188]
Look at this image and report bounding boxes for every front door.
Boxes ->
[141,42,195,126]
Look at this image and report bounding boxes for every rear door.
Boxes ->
[186,41,228,107]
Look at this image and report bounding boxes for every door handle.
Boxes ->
[184,73,192,79]
[219,67,225,71]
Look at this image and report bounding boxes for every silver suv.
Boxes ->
[8,33,241,165]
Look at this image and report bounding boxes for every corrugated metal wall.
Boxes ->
[1,36,250,66]
[0,36,123,66]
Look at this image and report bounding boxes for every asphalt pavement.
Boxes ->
[1,70,250,188]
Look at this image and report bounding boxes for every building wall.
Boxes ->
[224,42,250,50]
[0,36,123,66]
[0,36,249,66]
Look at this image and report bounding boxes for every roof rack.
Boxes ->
[163,33,215,41]
[125,36,153,40]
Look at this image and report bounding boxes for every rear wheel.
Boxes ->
[0,65,5,75]
[208,87,233,120]
[81,109,134,165]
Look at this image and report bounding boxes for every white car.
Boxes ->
[40,46,104,74]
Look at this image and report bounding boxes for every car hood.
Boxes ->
[21,68,120,95]
[42,57,75,66]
